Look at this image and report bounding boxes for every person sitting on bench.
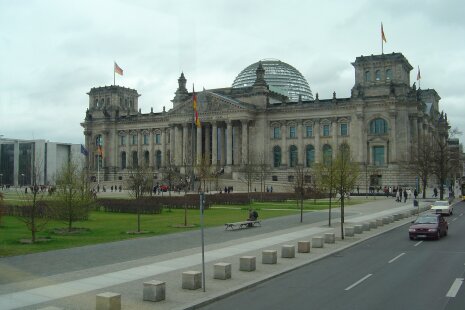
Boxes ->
[247,209,259,226]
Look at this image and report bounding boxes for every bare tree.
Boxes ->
[126,165,152,232]
[17,156,49,243]
[54,160,95,232]
[315,142,359,239]
[291,164,312,223]
[0,192,4,226]
[196,155,213,192]
[314,156,337,227]
[405,133,433,198]
[255,152,272,201]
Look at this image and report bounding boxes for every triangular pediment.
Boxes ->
[170,91,256,115]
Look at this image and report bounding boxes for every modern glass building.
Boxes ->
[232,59,313,101]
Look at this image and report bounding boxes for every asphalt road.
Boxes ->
[0,209,347,285]
[200,201,465,310]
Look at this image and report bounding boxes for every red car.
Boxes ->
[159,185,169,192]
[409,214,448,240]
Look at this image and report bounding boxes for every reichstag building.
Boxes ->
[82,52,446,190]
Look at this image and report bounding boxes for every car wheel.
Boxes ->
[444,229,448,236]
[409,236,414,240]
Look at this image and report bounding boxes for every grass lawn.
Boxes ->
[0,191,366,257]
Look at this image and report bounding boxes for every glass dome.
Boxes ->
[232,59,313,101]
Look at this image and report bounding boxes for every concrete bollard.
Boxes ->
[281,245,296,258]
[312,236,324,248]
[324,233,335,244]
[382,217,390,224]
[376,219,384,226]
[298,241,311,253]
[143,280,166,302]
[240,256,256,271]
[96,292,121,310]
[214,262,232,280]
[369,221,377,229]
[345,227,355,237]
[37,307,64,310]
[362,222,370,231]
[182,271,202,290]
[354,225,363,234]
[262,250,278,264]
[393,214,401,221]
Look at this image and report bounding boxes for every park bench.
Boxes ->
[224,220,261,230]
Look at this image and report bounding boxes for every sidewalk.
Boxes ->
[0,198,433,310]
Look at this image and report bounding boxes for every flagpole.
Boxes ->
[113,63,115,86]
[381,23,384,55]
[191,84,196,192]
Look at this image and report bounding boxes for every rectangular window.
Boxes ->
[273,127,281,139]
[289,126,296,138]
[323,124,330,137]
[306,126,313,137]
[131,134,137,145]
[143,134,149,145]
[155,133,161,144]
[340,123,348,136]
[272,175,278,181]
[288,175,294,182]
[373,146,385,166]
[120,136,126,146]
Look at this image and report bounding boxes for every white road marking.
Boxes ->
[459,213,463,217]
[345,274,373,291]
[452,218,458,222]
[388,253,406,264]
[414,241,423,247]
[446,278,464,298]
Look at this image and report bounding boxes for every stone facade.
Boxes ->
[81,52,448,190]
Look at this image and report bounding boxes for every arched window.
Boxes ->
[95,135,103,146]
[365,71,371,82]
[375,70,381,81]
[144,151,150,166]
[386,69,392,80]
[121,152,126,169]
[273,146,281,168]
[132,151,138,168]
[155,151,162,169]
[370,118,388,134]
[289,145,298,167]
[306,145,315,167]
[323,144,332,165]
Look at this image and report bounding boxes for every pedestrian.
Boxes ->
[111,185,113,192]
[395,190,400,202]
[357,186,360,194]
[403,189,408,203]
[414,189,418,199]
[433,187,438,198]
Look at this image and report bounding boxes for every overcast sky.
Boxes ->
[1,0,464,145]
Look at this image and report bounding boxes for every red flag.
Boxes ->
[97,145,104,158]
[381,23,387,43]
[114,62,123,76]
[417,66,421,81]
[193,87,200,128]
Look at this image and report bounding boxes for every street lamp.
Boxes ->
[20,173,25,188]
[365,162,368,199]
[0,173,3,188]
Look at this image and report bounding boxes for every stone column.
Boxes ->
[233,126,241,165]
[175,125,182,166]
[241,120,248,165]
[161,128,167,167]
[196,125,202,165]
[219,126,225,166]
[212,122,218,166]
[125,134,130,169]
[137,130,142,167]
[390,113,397,162]
[205,124,211,164]
[112,129,118,169]
[332,119,338,159]
[226,121,233,166]
[281,123,287,166]
[183,123,189,166]
[169,126,175,165]
[149,130,154,167]
[314,119,320,163]
[297,120,303,165]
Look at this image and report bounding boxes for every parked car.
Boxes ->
[159,185,169,192]
[409,214,448,240]
[430,200,453,215]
